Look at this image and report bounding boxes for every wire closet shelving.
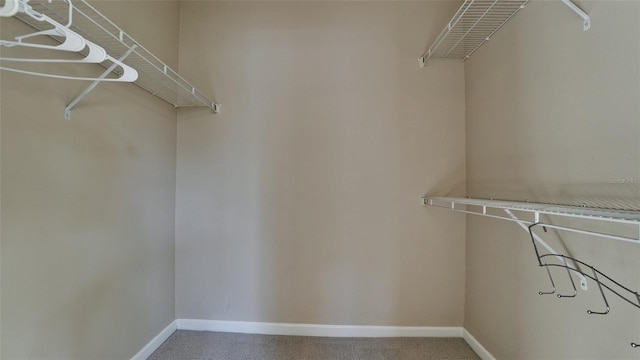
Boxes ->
[423,197,640,241]
[419,0,590,67]
[13,0,220,118]
[422,196,640,348]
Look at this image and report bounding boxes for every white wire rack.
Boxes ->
[422,196,640,348]
[14,0,219,114]
[419,0,590,67]
[422,196,640,244]
[419,0,529,67]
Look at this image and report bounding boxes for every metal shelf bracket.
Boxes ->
[418,57,426,68]
[65,46,137,120]
[561,0,591,31]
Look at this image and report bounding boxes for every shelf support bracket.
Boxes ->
[418,56,426,68]
[504,209,588,290]
[65,46,137,120]
[561,0,590,31]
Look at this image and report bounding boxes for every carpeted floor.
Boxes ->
[147,330,480,360]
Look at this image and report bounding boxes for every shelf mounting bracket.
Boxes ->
[418,56,426,68]
[561,0,590,31]
[65,46,137,120]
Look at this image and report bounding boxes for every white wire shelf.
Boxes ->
[422,196,640,348]
[418,0,590,67]
[424,197,640,224]
[14,0,219,112]
[419,0,529,67]
[422,196,640,244]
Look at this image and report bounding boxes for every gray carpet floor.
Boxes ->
[147,330,481,360]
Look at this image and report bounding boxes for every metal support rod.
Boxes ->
[65,46,137,120]
[537,223,638,244]
[586,267,610,315]
[557,257,578,298]
[561,0,590,31]
[539,260,557,295]
[431,205,640,244]
[632,291,640,347]
[504,209,588,290]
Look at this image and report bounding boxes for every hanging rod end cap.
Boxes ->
[418,57,426,68]
[213,103,221,114]
[583,18,591,31]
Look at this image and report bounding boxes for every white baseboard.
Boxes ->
[130,320,177,360]
[177,319,464,338]
[463,329,496,360]
[132,319,495,360]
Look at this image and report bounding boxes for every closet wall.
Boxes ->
[464,1,640,359]
[6,1,637,359]
[0,2,180,359]
[175,1,467,327]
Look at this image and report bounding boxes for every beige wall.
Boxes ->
[8,1,637,358]
[0,2,180,359]
[0,50,3,360]
[175,1,467,326]
[464,1,640,359]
